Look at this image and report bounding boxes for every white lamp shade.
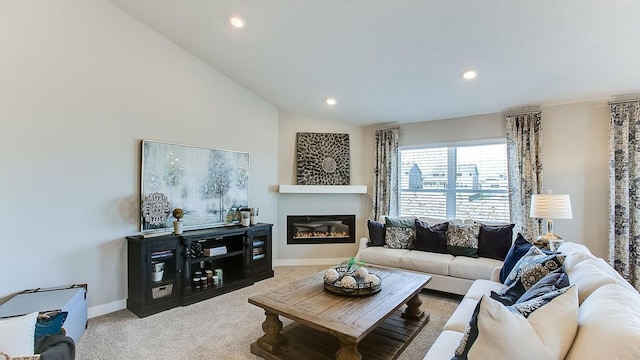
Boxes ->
[530,193,573,219]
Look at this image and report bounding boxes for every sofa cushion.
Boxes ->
[384,216,415,249]
[463,279,505,301]
[499,233,533,283]
[446,222,481,257]
[449,256,503,281]
[477,223,514,261]
[565,284,640,360]
[419,217,461,225]
[366,219,385,246]
[503,246,565,290]
[453,286,578,360]
[413,219,448,253]
[356,247,410,268]
[565,257,636,304]
[423,330,465,360]
[557,241,593,257]
[444,298,482,333]
[399,251,453,276]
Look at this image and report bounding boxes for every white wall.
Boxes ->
[362,103,610,259]
[276,112,368,263]
[542,101,610,258]
[0,0,279,315]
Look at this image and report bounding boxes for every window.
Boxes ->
[399,142,509,222]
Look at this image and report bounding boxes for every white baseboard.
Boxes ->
[88,260,341,318]
[88,299,126,319]
[273,258,345,267]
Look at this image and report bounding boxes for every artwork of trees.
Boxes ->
[141,140,249,231]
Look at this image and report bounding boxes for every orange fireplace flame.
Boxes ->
[294,231,349,238]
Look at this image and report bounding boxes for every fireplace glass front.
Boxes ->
[287,215,355,244]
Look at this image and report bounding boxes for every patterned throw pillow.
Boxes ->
[491,267,570,306]
[453,286,578,360]
[446,222,481,257]
[384,216,415,249]
[516,268,570,303]
[504,246,566,290]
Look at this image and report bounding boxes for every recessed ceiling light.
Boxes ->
[326,98,337,106]
[229,16,245,29]
[462,69,477,80]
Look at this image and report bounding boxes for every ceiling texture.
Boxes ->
[108,0,640,126]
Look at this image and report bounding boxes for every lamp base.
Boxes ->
[534,233,563,250]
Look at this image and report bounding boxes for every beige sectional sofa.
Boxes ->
[355,217,507,295]
[423,241,640,360]
[355,237,502,295]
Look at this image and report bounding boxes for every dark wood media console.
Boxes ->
[126,223,273,317]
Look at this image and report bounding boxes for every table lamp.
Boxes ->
[530,190,573,248]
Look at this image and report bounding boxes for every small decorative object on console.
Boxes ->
[323,257,381,296]
[141,192,171,226]
[172,208,184,234]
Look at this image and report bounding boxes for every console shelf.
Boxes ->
[126,223,273,317]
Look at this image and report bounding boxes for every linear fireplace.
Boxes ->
[287,215,356,244]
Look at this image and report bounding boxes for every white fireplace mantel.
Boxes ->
[278,185,368,194]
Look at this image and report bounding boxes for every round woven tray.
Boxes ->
[323,265,382,297]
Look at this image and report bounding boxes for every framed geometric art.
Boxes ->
[295,132,350,185]
[140,140,249,232]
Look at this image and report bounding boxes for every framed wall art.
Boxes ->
[295,132,350,185]
[140,140,249,232]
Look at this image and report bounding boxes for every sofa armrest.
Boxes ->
[358,237,370,252]
[490,266,502,282]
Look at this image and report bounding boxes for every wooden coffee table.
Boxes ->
[248,266,432,360]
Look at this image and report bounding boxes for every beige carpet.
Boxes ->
[76,266,460,360]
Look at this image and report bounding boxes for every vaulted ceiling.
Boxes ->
[109,0,640,125]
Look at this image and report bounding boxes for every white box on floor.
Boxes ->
[0,284,87,343]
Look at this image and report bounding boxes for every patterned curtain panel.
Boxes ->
[505,112,544,241]
[373,128,399,220]
[608,101,640,291]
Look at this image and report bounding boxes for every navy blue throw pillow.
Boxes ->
[477,223,515,261]
[490,280,526,306]
[413,219,448,253]
[499,233,532,283]
[367,219,386,246]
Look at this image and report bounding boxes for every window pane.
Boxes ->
[455,192,509,222]
[399,142,509,222]
[400,147,448,190]
[457,144,508,191]
[399,191,447,218]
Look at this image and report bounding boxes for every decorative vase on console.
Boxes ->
[173,208,184,234]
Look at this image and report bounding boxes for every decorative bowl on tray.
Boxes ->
[323,262,382,297]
